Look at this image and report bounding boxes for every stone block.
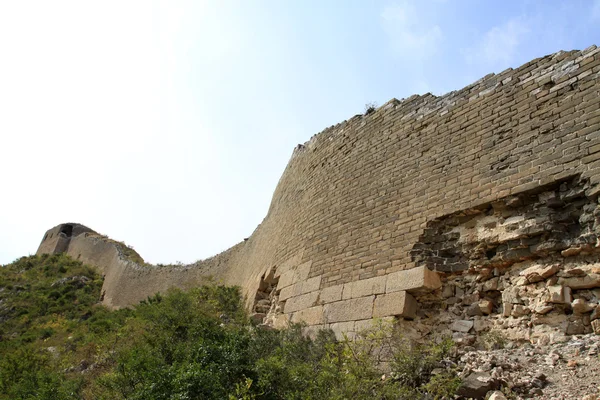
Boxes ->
[291,306,324,325]
[281,275,321,300]
[342,275,386,299]
[466,303,482,316]
[284,291,319,313]
[473,318,491,332]
[278,270,295,290]
[450,320,474,333]
[501,287,521,304]
[373,291,417,319]
[279,282,300,301]
[566,320,585,335]
[564,286,572,304]
[482,277,499,292]
[478,300,494,315]
[386,266,442,294]
[274,253,302,278]
[534,303,553,315]
[559,274,600,289]
[324,296,374,323]
[319,284,343,304]
[547,285,564,303]
[457,372,499,400]
[511,305,530,317]
[520,263,560,283]
[293,261,312,284]
[531,312,567,327]
[572,299,593,314]
[277,261,314,291]
[301,275,321,294]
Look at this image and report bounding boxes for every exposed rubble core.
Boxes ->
[412,176,596,273]
[405,177,600,347]
[250,266,281,324]
[452,333,600,399]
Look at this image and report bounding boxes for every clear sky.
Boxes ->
[1,0,599,265]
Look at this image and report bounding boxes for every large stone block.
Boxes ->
[324,296,374,323]
[450,320,474,333]
[277,270,296,290]
[294,261,312,284]
[279,282,300,301]
[284,291,319,313]
[276,260,313,290]
[274,253,303,278]
[342,275,386,299]
[280,275,321,301]
[319,284,343,304]
[291,306,324,325]
[301,275,322,294]
[373,291,417,319]
[386,266,442,294]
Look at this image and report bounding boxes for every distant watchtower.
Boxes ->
[36,223,95,255]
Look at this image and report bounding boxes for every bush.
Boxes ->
[364,102,378,115]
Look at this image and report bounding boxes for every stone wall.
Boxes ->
[37,223,248,308]
[37,46,600,340]
[37,224,94,256]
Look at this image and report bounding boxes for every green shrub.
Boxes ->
[364,102,378,115]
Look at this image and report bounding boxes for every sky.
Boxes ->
[1,0,599,265]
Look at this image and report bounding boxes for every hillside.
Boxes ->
[0,254,462,400]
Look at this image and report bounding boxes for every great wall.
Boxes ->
[37,47,600,346]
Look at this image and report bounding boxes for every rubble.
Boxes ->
[451,333,600,399]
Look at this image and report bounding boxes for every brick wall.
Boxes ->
[249,47,600,286]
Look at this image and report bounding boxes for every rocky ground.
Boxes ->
[453,333,600,399]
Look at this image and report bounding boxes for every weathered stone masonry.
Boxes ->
[38,47,600,341]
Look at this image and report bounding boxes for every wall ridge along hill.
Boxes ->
[37,46,600,341]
